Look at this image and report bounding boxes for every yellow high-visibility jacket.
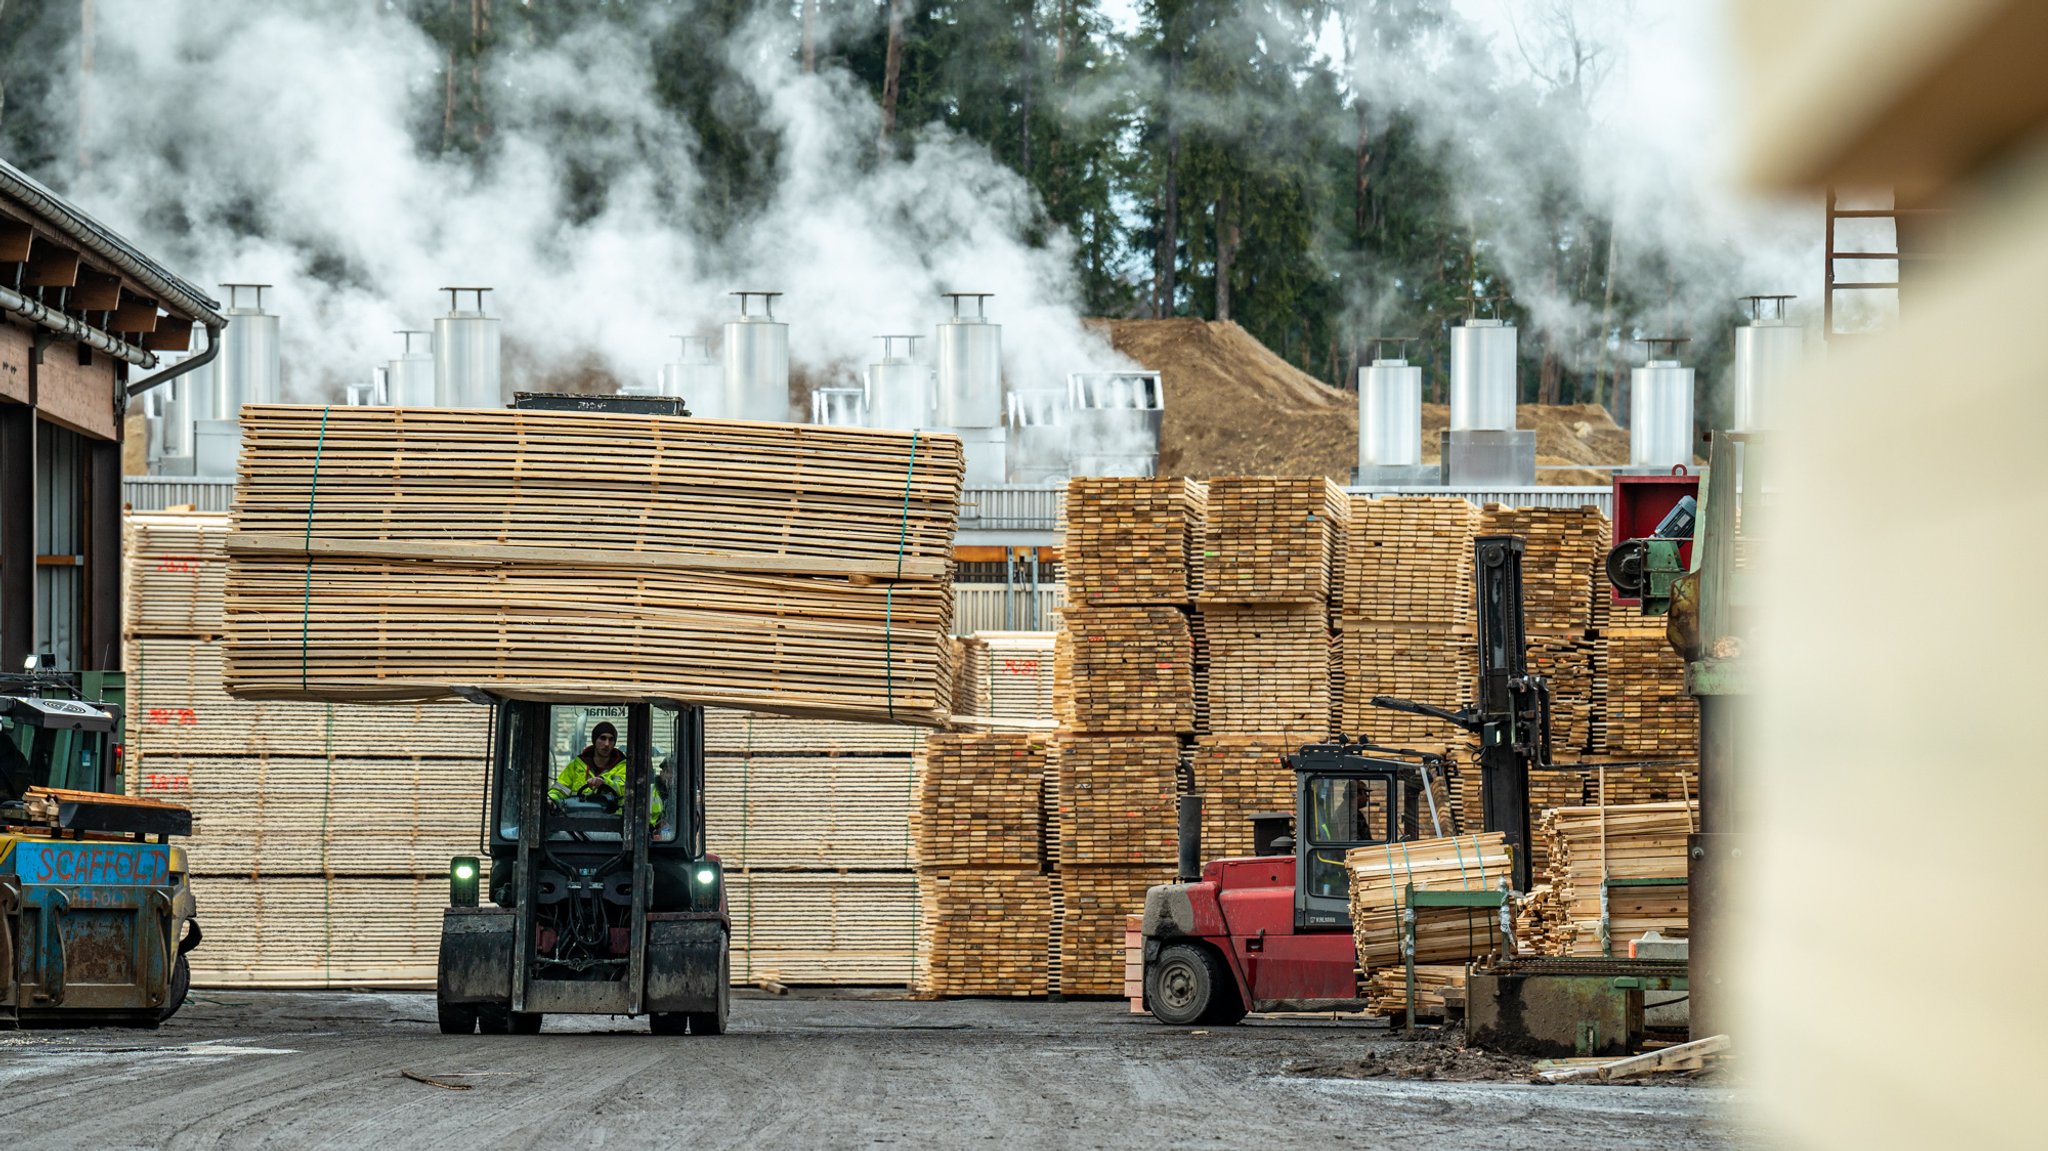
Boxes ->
[551,753,664,824]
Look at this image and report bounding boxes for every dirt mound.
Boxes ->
[1093,318,1636,484]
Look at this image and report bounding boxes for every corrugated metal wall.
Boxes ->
[36,424,82,668]
[124,476,236,512]
[953,584,1066,635]
[1350,485,1613,517]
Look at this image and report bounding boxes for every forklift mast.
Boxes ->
[1474,536,1549,892]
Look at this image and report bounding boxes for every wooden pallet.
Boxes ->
[1196,478,1348,605]
[1061,478,1207,604]
[1053,606,1195,734]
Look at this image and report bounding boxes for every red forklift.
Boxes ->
[1139,536,1548,1024]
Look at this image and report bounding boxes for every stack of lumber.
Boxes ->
[704,708,924,984]
[1345,832,1512,970]
[1514,884,1571,955]
[125,511,492,988]
[1528,633,1595,753]
[1334,497,1480,748]
[956,632,1059,722]
[1061,478,1207,603]
[1523,803,1693,957]
[219,404,963,726]
[1586,760,1698,807]
[1195,606,1331,735]
[1057,865,1172,995]
[951,637,985,718]
[1197,478,1348,604]
[1053,735,1180,867]
[1187,736,1297,860]
[912,734,1051,995]
[1365,965,1470,1020]
[1479,505,1607,634]
[1054,606,1195,734]
[1336,627,1475,745]
[1526,769,1592,873]
[1604,618,1698,755]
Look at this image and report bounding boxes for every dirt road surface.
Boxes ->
[0,991,1746,1149]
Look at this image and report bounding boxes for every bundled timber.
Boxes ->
[1523,802,1694,957]
[1197,606,1332,736]
[914,733,1046,869]
[1051,627,1074,728]
[706,755,914,870]
[1188,736,1298,860]
[188,875,452,987]
[958,632,1059,721]
[1197,477,1348,604]
[915,870,1052,996]
[952,637,985,718]
[220,404,963,725]
[1053,735,1180,867]
[1479,504,1606,634]
[1528,634,1595,755]
[1055,606,1195,734]
[701,707,927,756]
[1345,832,1512,970]
[1342,497,1480,625]
[1365,965,1469,1020]
[1061,478,1207,604]
[727,871,918,984]
[1055,865,1172,995]
[1604,618,1698,755]
[125,513,232,636]
[1337,627,1475,746]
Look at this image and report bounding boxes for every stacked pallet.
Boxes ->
[704,708,924,985]
[1196,478,1347,603]
[913,734,1052,995]
[1345,832,1512,971]
[1196,608,1331,735]
[1365,965,1469,1020]
[1062,477,1207,603]
[1059,865,1172,996]
[125,512,492,988]
[1056,606,1196,734]
[956,632,1059,722]
[1605,618,1698,755]
[1054,735,1180,867]
[1521,803,1694,957]
[1335,497,1480,748]
[1187,736,1297,860]
[220,404,962,725]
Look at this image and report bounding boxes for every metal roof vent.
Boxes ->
[660,335,722,417]
[433,287,502,408]
[386,329,435,407]
[1066,371,1163,478]
[865,334,932,432]
[1732,295,1804,432]
[723,291,790,422]
[1630,336,1696,468]
[810,385,867,427]
[210,283,280,418]
[1006,386,1070,485]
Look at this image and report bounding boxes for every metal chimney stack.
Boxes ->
[1066,371,1164,478]
[147,334,204,475]
[865,335,933,432]
[1441,298,1534,485]
[1006,386,1071,484]
[385,330,436,407]
[661,336,722,417]
[936,292,1005,486]
[1357,336,1435,486]
[195,283,281,475]
[1732,294,1805,432]
[723,291,790,422]
[434,287,503,408]
[811,385,868,427]
[1628,337,1697,469]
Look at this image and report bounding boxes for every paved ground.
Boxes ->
[1,991,1747,1149]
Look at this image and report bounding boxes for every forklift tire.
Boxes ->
[437,997,479,1035]
[508,1011,543,1035]
[687,941,731,1035]
[1146,944,1239,1027]
[649,1013,688,1036]
[478,1004,511,1035]
[155,955,191,1025]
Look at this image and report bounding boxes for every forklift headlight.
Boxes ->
[694,867,716,886]
[450,855,480,908]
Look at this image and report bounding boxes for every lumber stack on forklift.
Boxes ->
[1517,802,1694,957]
[124,512,490,988]
[913,733,1052,995]
[1345,831,1512,970]
[1366,965,1469,1020]
[219,404,963,726]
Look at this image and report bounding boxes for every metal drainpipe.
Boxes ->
[124,323,223,401]
[0,281,157,367]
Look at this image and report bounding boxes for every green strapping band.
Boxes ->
[299,406,332,691]
[885,431,920,721]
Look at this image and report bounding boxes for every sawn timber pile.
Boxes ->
[220,405,963,725]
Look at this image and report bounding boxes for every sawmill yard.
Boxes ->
[2,991,1738,1149]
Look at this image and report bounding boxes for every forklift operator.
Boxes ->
[549,722,664,824]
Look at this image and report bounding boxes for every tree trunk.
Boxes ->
[1593,223,1618,409]
[802,0,817,74]
[1354,102,1370,241]
[881,0,907,150]
[1214,184,1238,322]
[1019,1,1036,177]
[1157,36,1181,318]
[470,0,489,149]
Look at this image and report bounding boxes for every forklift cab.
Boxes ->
[437,698,729,1036]
[1289,742,1439,930]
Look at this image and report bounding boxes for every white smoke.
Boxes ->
[64,0,1126,406]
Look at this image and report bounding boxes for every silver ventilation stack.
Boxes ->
[433,287,503,408]
[346,376,383,406]
[146,336,205,475]
[865,335,933,432]
[661,336,722,417]
[811,385,868,427]
[723,291,790,422]
[936,292,1005,486]
[1626,336,1697,470]
[1441,301,1534,485]
[1732,294,1806,432]
[195,283,282,475]
[1066,371,1163,478]
[1357,336,1435,486]
[1006,387,1070,485]
[385,330,436,406]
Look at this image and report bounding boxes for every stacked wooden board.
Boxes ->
[1061,478,1207,603]
[1195,607,1331,736]
[1187,736,1297,860]
[912,733,1051,995]
[1365,965,1469,1020]
[1197,478,1347,603]
[220,404,962,725]
[1516,803,1694,957]
[956,632,1059,722]
[1481,504,1606,758]
[1605,617,1699,755]
[1058,864,1172,996]
[704,707,925,985]
[1335,497,1478,749]
[1053,735,1180,867]
[1056,607,1196,734]
[1345,832,1512,970]
[125,512,492,988]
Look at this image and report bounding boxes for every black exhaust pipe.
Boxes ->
[1177,793,1203,881]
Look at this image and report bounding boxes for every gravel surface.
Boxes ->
[0,991,1747,1149]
